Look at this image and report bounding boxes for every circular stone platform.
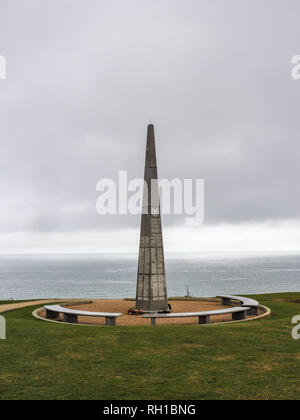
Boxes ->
[36,298,266,326]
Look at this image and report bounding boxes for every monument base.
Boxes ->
[140,309,171,314]
[128,304,171,315]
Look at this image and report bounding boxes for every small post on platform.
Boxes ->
[221,297,231,305]
[63,313,78,324]
[105,317,116,326]
[247,307,258,316]
[232,311,246,321]
[198,315,210,324]
[151,318,156,326]
[46,309,58,320]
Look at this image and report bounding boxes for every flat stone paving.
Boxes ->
[0,300,62,314]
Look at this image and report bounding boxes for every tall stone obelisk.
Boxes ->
[135,124,169,312]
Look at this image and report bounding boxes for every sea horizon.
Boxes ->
[1,252,299,301]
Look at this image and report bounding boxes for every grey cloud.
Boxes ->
[0,0,299,236]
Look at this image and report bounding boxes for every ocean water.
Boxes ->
[0,253,299,300]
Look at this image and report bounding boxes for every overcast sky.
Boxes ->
[0,0,300,253]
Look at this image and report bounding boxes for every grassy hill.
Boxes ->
[0,292,299,400]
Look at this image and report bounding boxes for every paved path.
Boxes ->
[0,299,65,314]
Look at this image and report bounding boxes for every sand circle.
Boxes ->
[38,299,260,326]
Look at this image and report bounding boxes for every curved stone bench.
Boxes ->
[44,305,122,326]
[217,295,259,315]
[142,306,250,326]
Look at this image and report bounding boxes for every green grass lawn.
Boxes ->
[0,293,299,400]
